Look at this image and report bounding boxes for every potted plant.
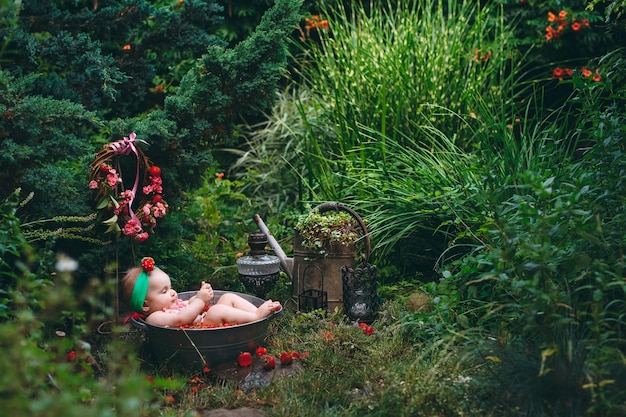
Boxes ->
[294,205,361,256]
[291,202,370,312]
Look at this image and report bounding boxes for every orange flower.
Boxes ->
[592,74,602,82]
[552,67,564,78]
[571,22,581,31]
[564,68,573,76]
[215,172,224,179]
[582,18,590,27]
[581,67,592,77]
[123,44,131,50]
[305,15,329,30]
[548,11,556,22]
[558,10,567,19]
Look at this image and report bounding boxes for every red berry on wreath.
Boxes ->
[149,166,161,177]
[152,194,163,203]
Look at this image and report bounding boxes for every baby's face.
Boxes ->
[143,269,178,313]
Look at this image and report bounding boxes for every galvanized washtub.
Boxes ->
[131,290,281,368]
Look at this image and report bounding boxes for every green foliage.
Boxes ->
[226,87,317,216]
[164,0,303,147]
[430,58,626,414]
[1,0,304,283]
[0,189,33,310]
[171,171,253,291]
[296,0,516,152]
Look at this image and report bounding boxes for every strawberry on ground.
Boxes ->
[237,351,253,367]
[263,355,276,370]
[255,346,267,357]
[279,351,293,366]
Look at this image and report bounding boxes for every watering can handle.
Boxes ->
[253,214,294,279]
[314,202,371,266]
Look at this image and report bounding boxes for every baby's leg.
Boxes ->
[202,303,278,325]
[215,293,261,312]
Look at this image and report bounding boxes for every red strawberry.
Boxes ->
[299,351,310,361]
[279,351,293,366]
[289,350,300,359]
[255,346,267,357]
[263,355,276,370]
[149,165,161,177]
[363,325,375,336]
[358,322,368,329]
[237,351,253,367]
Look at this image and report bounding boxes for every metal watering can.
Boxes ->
[254,202,370,311]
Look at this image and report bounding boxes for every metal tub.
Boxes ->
[131,290,280,368]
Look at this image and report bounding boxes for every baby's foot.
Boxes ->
[256,300,282,319]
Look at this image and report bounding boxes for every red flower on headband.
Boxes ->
[141,257,155,272]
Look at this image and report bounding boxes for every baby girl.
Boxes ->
[122,257,281,327]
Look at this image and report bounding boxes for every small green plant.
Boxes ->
[294,206,360,253]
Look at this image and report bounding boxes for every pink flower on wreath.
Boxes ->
[113,201,127,215]
[122,219,142,236]
[121,190,134,200]
[153,202,167,218]
[135,232,149,242]
[143,184,154,194]
[89,180,98,190]
[106,170,121,187]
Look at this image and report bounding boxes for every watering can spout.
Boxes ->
[253,214,294,279]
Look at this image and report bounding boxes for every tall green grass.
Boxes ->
[294,0,517,195]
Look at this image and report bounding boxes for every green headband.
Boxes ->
[130,270,150,313]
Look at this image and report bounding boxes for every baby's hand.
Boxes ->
[197,282,214,303]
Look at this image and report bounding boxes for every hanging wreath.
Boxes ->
[88,132,168,242]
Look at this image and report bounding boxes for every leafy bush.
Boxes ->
[432,53,626,415]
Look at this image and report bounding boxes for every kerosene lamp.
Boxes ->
[237,232,280,298]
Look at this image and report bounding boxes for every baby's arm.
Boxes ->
[146,285,213,327]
